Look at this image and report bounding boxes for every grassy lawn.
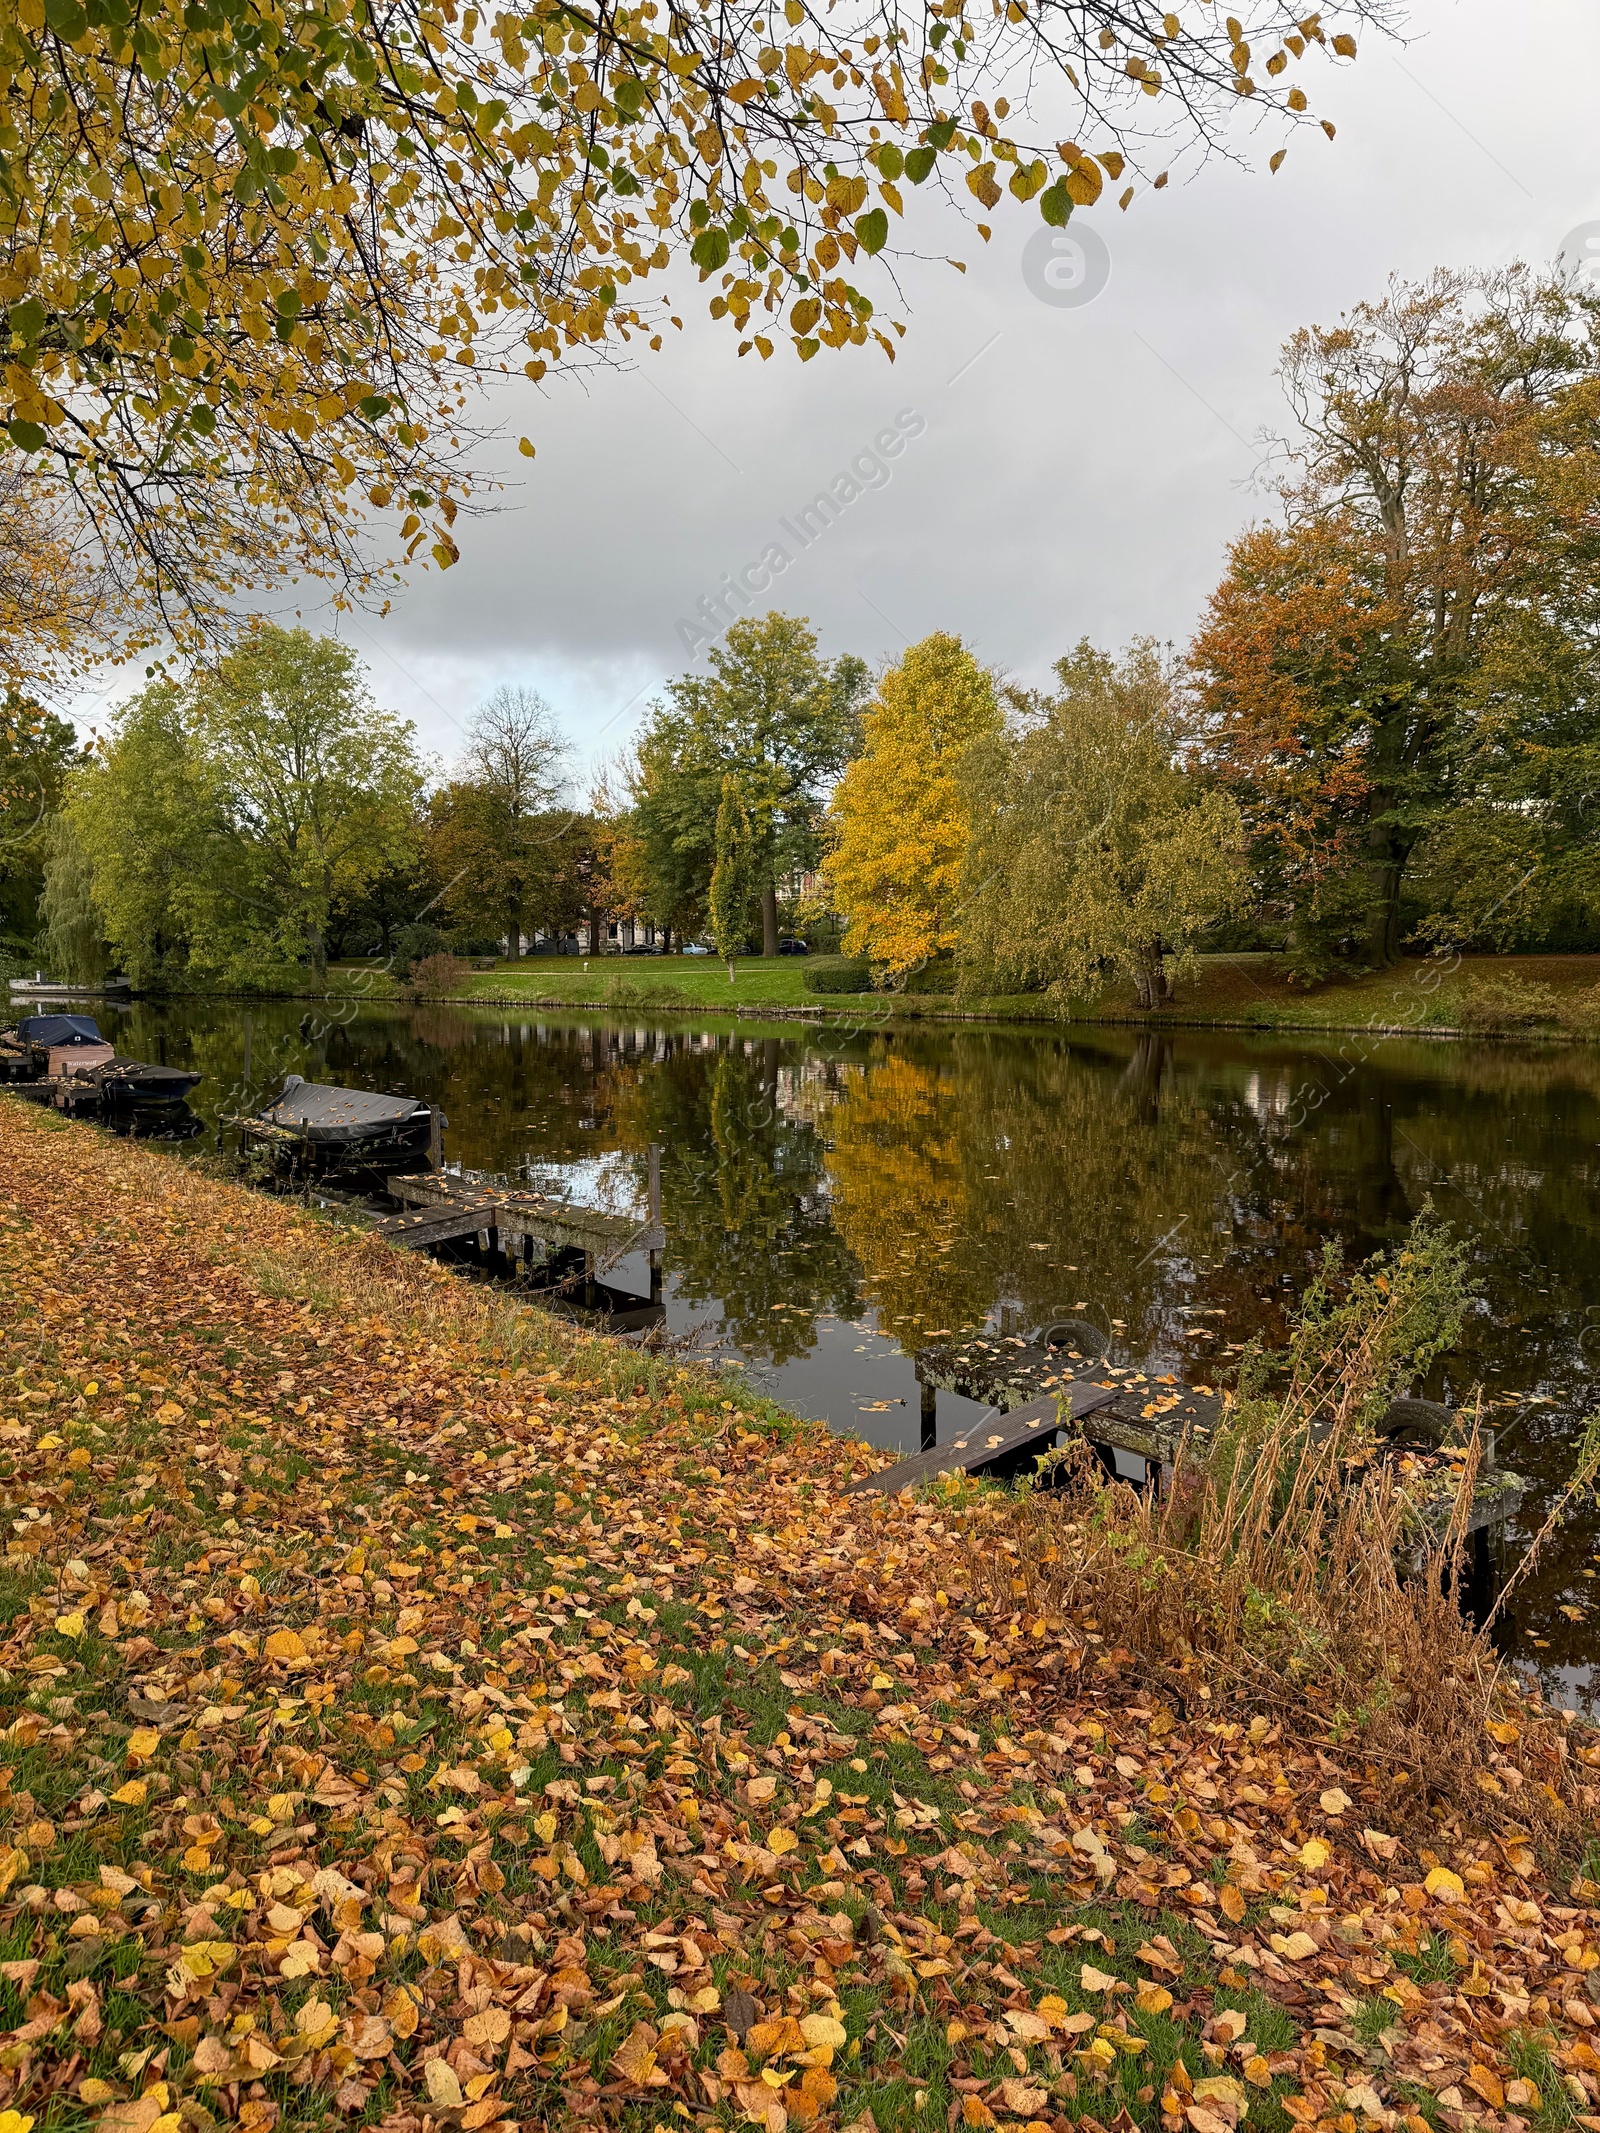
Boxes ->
[444,950,1600,1038]
[1077,951,1600,1033]
[465,954,821,1011]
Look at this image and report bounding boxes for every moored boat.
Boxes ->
[8,976,132,1001]
[0,1014,116,1082]
[79,1059,202,1109]
[236,1074,439,1174]
[0,1015,202,1116]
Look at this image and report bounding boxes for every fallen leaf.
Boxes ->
[612,2020,670,2088]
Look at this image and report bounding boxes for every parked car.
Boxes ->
[776,938,810,956]
[681,942,712,955]
[622,943,661,956]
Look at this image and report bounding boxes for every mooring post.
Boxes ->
[647,1142,664,1304]
[919,1372,937,1452]
[428,1107,443,1171]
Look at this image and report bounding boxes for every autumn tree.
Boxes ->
[634,615,867,957]
[827,632,998,974]
[0,470,121,693]
[1191,266,1600,972]
[0,0,1378,643]
[963,640,1244,1007]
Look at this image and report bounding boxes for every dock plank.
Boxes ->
[386,1171,663,1255]
[843,1382,1120,1495]
[369,1199,503,1249]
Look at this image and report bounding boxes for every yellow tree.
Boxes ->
[827,631,997,973]
[0,0,1375,643]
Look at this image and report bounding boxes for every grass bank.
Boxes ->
[4,1103,1600,2133]
[412,952,1600,1039]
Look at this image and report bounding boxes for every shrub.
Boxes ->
[1451,973,1563,1033]
[894,955,957,996]
[803,957,875,994]
[407,952,469,999]
[391,922,453,968]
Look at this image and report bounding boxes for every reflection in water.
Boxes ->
[73,994,1600,1696]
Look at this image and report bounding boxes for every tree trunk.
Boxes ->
[1132,942,1171,1010]
[1362,844,1409,967]
[662,922,673,955]
[588,902,605,956]
[761,881,780,959]
[308,920,327,984]
[508,910,522,959]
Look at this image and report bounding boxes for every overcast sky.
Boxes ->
[77,0,1600,784]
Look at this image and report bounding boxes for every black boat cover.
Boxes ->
[256,1074,430,1145]
[17,1015,103,1046]
[96,1061,202,1096]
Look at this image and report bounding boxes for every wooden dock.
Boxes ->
[848,1327,1524,1539]
[373,1148,665,1300]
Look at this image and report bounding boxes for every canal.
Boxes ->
[79,994,1600,1699]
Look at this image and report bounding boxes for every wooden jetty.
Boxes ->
[848,1326,1525,1541]
[374,1146,665,1303]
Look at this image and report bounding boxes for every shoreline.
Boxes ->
[4,1101,1600,2133]
[55,980,1600,1044]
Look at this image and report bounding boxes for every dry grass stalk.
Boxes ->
[964,1222,1591,1828]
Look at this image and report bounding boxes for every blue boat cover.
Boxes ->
[17,1015,103,1046]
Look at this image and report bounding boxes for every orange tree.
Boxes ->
[0,0,1378,645]
[1190,267,1600,974]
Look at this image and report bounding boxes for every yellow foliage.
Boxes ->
[826,632,997,974]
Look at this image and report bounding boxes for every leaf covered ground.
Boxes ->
[4,1101,1600,2133]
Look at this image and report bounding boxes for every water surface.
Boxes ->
[83,995,1600,1698]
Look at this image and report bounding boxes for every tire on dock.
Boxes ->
[1038,1316,1110,1365]
[1376,1396,1455,1446]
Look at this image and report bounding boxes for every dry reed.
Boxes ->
[966,1219,1597,1827]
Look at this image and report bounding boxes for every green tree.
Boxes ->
[827,632,998,974]
[962,641,1244,1008]
[0,693,86,959]
[69,626,420,986]
[635,614,868,955]
[192,625,421,980]
[67,681,226,988]
[709,775,756,977]
[624,720,717,947]
[38,815,108,985]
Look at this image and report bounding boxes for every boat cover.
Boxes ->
[17,1015,103,1046]
[256,1074,430,1144]
[96,1061,202,1096]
